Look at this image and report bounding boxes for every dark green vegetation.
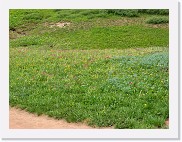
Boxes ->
[10,9,169,129]
[146,16,169,24]
[10,25,168,49]
[106,9,169,17]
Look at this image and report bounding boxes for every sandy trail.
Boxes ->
[9,107,168,129]
[10,107,112,129]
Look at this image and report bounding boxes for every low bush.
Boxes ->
[106,9,139,17]
[106,9,169,17]
[146,17,169,24]
[138,9,169,15]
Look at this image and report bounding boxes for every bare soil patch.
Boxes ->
[165,118,169,126]
[48,22,71,28]
[9,107,113,129]
[9,30,26,39]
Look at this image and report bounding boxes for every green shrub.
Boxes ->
[138,9,169,15]
[106,9,139,17]
[80,10,101,16]
[53,9,62,12]
[146,17,169,24]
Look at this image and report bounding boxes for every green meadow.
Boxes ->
[10,9,169,128]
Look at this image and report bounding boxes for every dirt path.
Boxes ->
[10,107,112,129]
[9,107,168,129]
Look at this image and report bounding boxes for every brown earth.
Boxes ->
[9,107,113,129]
[165,118,169,126]
[48,22,71,28]
[9,107,168,129]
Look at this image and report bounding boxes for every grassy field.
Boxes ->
[10,9,169,129]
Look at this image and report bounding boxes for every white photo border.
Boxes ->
[0,0,179,139]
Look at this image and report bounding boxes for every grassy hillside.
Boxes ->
[9,9,169,129]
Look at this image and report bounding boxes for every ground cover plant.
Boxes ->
[146,16,169,24]
[10,9,169,129]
